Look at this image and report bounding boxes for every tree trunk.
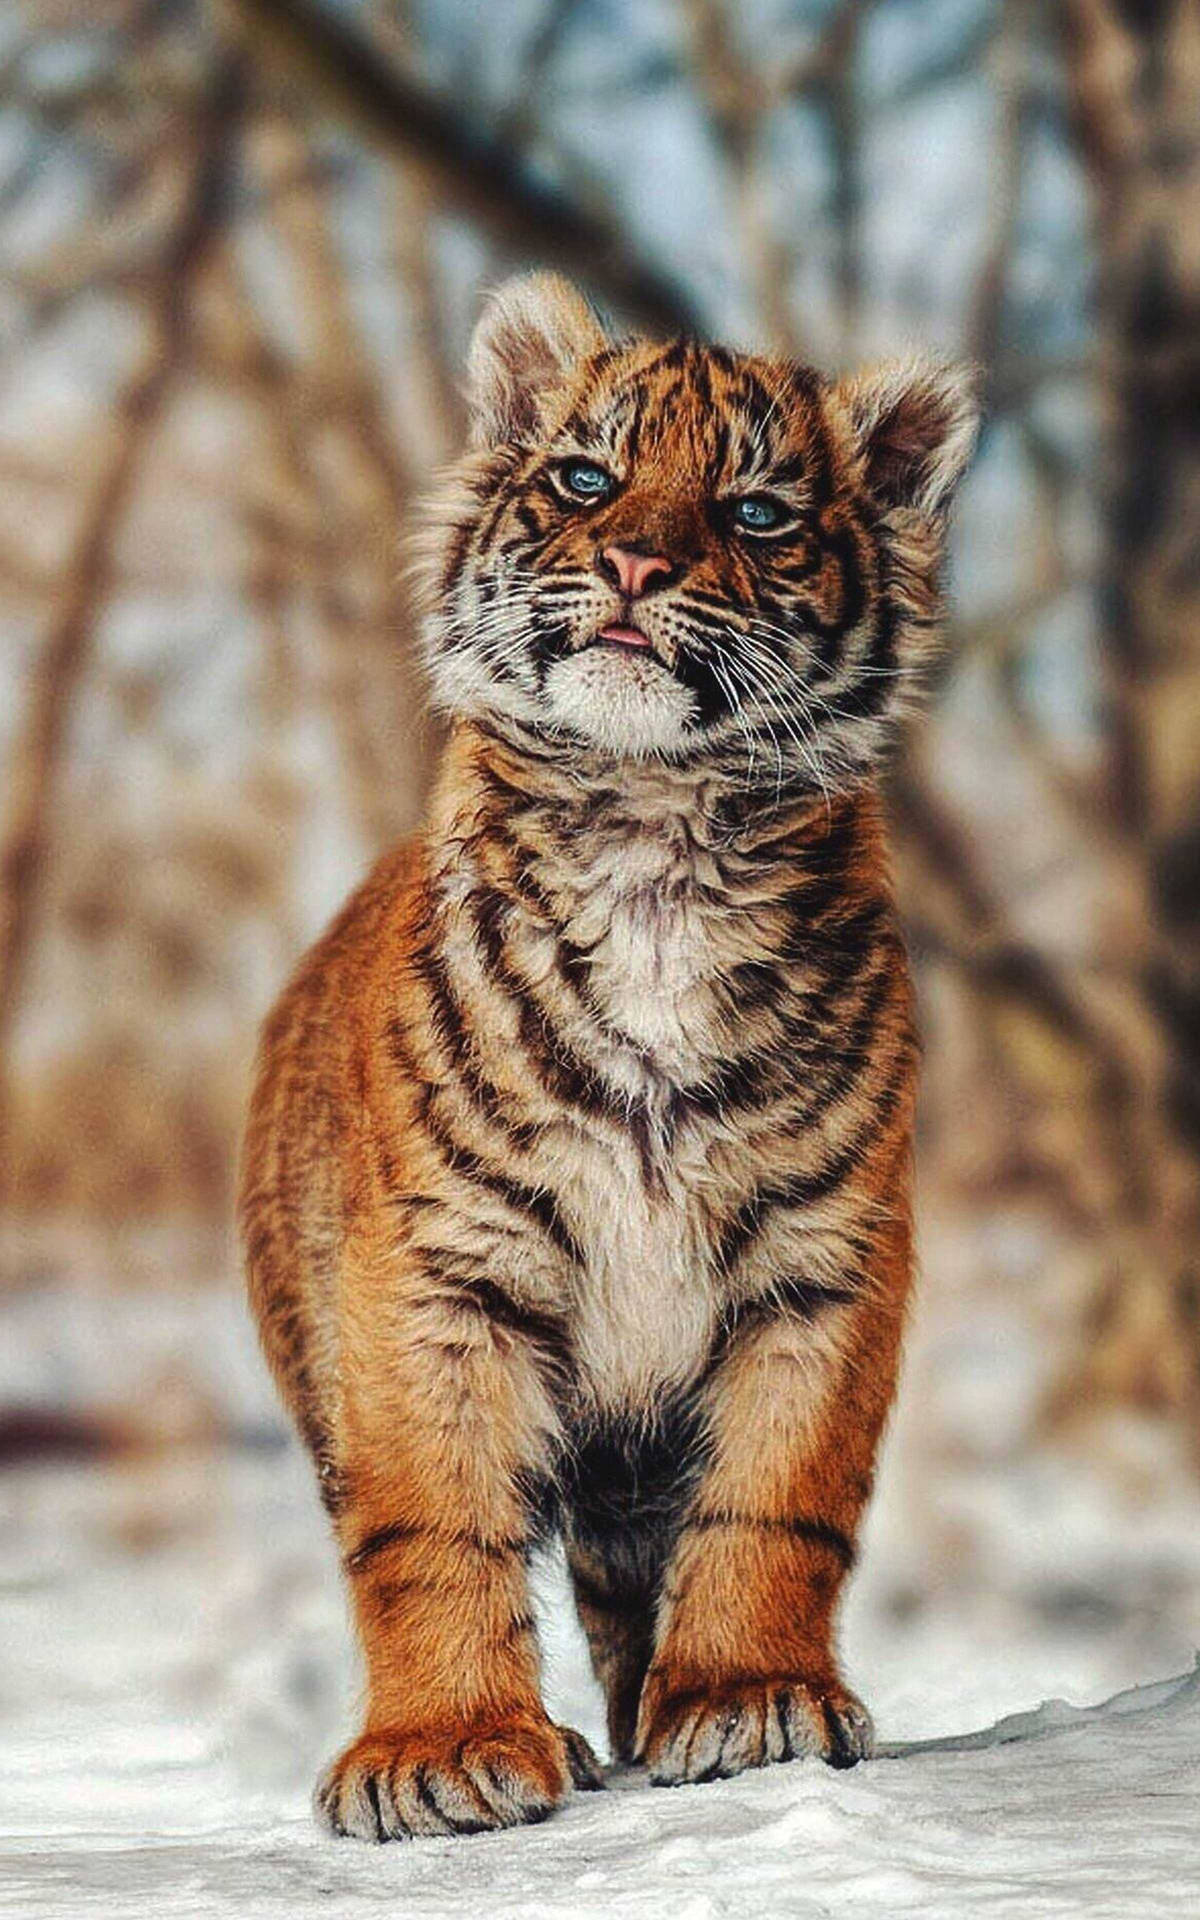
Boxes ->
[1058,0,1200,1430]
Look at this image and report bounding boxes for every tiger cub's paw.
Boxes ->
[636,1672,874,1786]
[315,1709,601,1841]
[559,1722,606,1791]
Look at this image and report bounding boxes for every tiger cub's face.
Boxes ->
[417,274,977,788]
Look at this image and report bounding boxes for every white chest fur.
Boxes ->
[443,778,737,1409]
[562,1135,717,1410]
[555,807,723,1079]
[546,810,728,1407]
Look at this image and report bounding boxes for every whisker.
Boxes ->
[719,646,831,814]
[705,639,763,792]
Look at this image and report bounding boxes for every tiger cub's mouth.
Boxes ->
[590,622,658,654]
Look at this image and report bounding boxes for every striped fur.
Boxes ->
[240,275,977,1838]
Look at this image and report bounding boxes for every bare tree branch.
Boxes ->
[227,0,701,334]
[680,0,803,355]
[1054,0,1200,1428]
[0,57,245,1202]
[966,0,1034,395]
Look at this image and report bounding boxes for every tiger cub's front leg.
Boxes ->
[315,1251,601,1840]
[636,1224,910,1785]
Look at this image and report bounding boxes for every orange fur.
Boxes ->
[240,275,976,1837]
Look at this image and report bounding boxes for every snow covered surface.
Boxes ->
[2,1447,1198,1919]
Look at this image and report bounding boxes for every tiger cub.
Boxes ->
[240,273,977,1840]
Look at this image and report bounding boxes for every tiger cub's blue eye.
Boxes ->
[731,494,786,531]
[559,459,615,500]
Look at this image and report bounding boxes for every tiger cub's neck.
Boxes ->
[425,720,888,1080]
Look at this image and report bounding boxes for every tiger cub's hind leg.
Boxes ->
[563,1410,699,1762]
[566,1534,658,1763]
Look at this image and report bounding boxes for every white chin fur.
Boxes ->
[542,649,696,758]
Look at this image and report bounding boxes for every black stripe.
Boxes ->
[364,1772,385,1842]
[476,757,539,812]
[624,394,644,467]
[514,500,548,537]
[731,367,777,434]
[714,1043,912,1275]
[683,954,897,1123]
[473,462,525,554]
[768,803,861,917]
[711,1277,859,1361]
[798,389,837,510]
[767,452,820,493]
[657,336,691,372]
[345,1519,527,1576]
[412,948,539,1150]
[453,1275,573,1376]
[438,514,479,600]
[375,1575,461,1610]
[706,890,892,1030]
[720,955,791,1017]
[775,911,896,1032]
[785,363,824,407]
[683,1509,856,1568]
[772,1691,791,1758]
[834,596,902,725]
[423,1101,584,1266]
[782,966,899,1121]
[466,885,639,1133]
[808,525,869,673]
[673,641,739,727]
[780,874,900,967]
[411,1764,445,1827]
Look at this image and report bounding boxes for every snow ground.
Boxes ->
[2,1448,1198,1919]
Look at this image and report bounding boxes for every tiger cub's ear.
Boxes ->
[835,359,980,518]
[466,272,606,450]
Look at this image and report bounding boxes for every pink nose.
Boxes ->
[601,545,674,598]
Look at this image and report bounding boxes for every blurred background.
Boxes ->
[2,0,1199,1817]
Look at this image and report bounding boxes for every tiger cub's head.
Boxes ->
[416,273,978,789]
